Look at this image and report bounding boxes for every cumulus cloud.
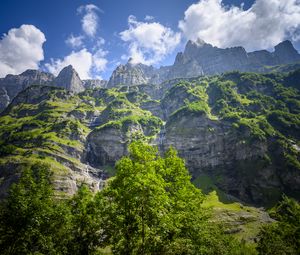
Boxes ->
[179,0,300,51]
[120,15,181,65]
[145,15,155,21]
[47,3,108,79]
[45,49,92,79]
[45,48,108,79]
[65,34,84,48]
[0,24,46,77]
[77,4,100,38]
[92,49,108,72]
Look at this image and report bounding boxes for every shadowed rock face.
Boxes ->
[274,40,300,64]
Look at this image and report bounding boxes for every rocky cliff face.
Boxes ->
[161,109,274,205]
[107,63,148,88]
[273,40,300,64]
[83,79,107,89]
[107,58,171,87]
[169,39,249,77]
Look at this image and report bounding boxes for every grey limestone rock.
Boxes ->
[53,65,85,93]
[83,79,107,89]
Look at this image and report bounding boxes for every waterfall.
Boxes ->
[89,116,98,128]
[158,125,166,150]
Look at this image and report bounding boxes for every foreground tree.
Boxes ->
[103,141,241,255]
[67,184,106,255]
[257,196,300,255]
[0,163,70,255]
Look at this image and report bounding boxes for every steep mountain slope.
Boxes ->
[0,85,162,197]
[159,72,300,206]
[0,69,299,207]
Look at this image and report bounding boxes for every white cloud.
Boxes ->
[78,4,99,38]
[0,24,46,77]
[45,48,108,79]
[120,15,181,65]
[145,15,154,21]
[45,49,92,79]
[179,0,300,51]
[65,34,84,48]
[46,4,108,79]
[93,49,108,72]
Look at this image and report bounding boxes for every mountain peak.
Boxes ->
[60,64,76,73]
[275,40,294,49]
[186,38,208,48]
[274,40,300,64]
[127,57,134,65]
[54,65,84,93]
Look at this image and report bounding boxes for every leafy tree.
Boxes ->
[257,196,300,255]
[67,184,106,255]
[103,142,170,254]
[102,141,241,254]
[0,163,70,255]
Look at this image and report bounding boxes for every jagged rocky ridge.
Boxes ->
[0,67,299,206]
[2,39,299,113]
[0,65,107,111]
[107,39,300,87]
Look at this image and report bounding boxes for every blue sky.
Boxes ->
[0,0,299,80]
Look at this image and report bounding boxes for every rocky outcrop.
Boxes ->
[83,79,107,89]
[53,65,85,93]
[170,39,249,77]
[3,85,68,112]
[86,123,144,167]
[273,40,300,64]
[107,61,149,88]
[107,58,171,87]
[0,85,105,197]
[0,66,94,112]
